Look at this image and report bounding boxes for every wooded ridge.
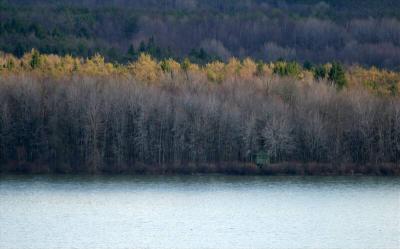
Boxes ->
[1,0,400,69]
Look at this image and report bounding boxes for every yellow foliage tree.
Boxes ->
[40,54,63,76]
[0,54,18,73]
[129,53,161,83]
[205,61,226,83]
[239,58,257,79]
[225,58,241,78]
[61,55,81,74]
[78,53,118,76]
[348,66,400,96]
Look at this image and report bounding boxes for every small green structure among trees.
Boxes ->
[255,152,271,167]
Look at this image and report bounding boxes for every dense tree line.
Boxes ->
[0,53,399,175]
[0,50,399,95]
[0,0,400,69]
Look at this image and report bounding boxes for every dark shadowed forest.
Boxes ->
[1,0,400,69]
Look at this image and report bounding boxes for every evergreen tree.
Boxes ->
[313,65,327,80]
[273,61,301,78]
[160,59,171,73]
[303,61,313,71]
[30,49,41,69]
[127,44,137,59]
[256,61,265,77]
[181,58,191,79]
[329,62,347,89]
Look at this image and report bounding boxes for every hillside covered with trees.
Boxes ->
[0,1,399,175]
[1,0,400,69]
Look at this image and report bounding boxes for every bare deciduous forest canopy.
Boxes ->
[0,1,400,175]
[1,0,400,69]
[0,51,399,175]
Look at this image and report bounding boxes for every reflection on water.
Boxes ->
[0,174,399,249]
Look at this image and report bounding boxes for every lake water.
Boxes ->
[0,175,399,249]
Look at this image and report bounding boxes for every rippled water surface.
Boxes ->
[0,175,399,249]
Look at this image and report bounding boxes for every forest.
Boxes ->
[0,0,399,175]
[1,0,400,69]
[0,51,399,175]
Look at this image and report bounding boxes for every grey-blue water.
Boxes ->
[0,175,399,249]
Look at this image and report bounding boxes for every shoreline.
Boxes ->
[1,162,399,176]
